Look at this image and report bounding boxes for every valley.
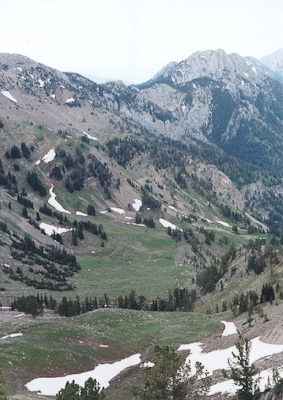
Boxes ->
[0,49,282,399]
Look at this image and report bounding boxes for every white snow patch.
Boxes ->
[244,73,249,77]
[142,361,155,368]
[0,306,11,310]
[88,100,93,104]
[221,321,237,337]
[123,222,146,227]
[216,220,230,228]
[83,131,98,141]
[48,185,71,214]
[14,313,25,318]
[35,160,41,165]
[159,218,183,231]
[168,206,177,211]
[30,74,34,79]
[200,216,212,223]
[210,368,283,396]
[21,75,26,80]
[50,94,56,99]
[125,216,133,220]
[99,345,109,348]
[25,353,141,396]
[110,207,125,214]
[251,66,258,75]
[178,337,283,378]
[132,199,142,212]
[42,149,56,164]
[38,79,45,88]
[65,97,75,103]
[1,90,17,103]
[76,211,88,217]
[16,67,22,72]
[0,333,23,340]
[39,222,71,236]
[60,85,65,89]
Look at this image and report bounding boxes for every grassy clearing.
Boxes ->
[0,309,222,395]
[72,223,190,298]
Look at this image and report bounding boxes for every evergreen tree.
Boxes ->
[225,338,260,400]
[132,345,211,400]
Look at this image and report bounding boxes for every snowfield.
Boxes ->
[42,149,56,164]
[110,207,125,214]
[0,333,23,340]
[159,218,183,231]
[178,336,283,395]
[38,79,45,88]
[1,90,17,103]
[39,222,71,236]
[210,367,283,396]
[221,321,237,337]
[25,353,141,396]
[48,185,71,214]
[83,131,98,141]
[132,199,142,211]
[65,97,75,103]
[216,220,230,228]
[76,211,88,217]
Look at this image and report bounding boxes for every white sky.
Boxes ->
[0,0,282,83]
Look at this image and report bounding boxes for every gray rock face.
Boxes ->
[261,48,283,79]
[0,50,282,176]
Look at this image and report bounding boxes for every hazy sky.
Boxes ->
[0,0,282,83]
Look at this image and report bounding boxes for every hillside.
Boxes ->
[0,50,282,399]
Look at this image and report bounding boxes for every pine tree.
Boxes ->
[132,345,211,400]
[225,338,260,400]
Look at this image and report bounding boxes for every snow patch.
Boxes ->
[99,345,109,348]
[210,368,283,396]
[50,94,56,99]
[25,353,141,396]
[0,333,23,340]
[1,90,17,103]
[159,218,183,231]
[48,185,71,214]
[110,207,125,214]
[216,220,230,228]
[76,211,88,217]
[83,131,98,141]
[39,222,71,236]
[178,337,283,380]
[38,79,44,88]
[168,206,177,211]
[142,361,155,368]
[221,321,237,337]
[42,149,56,164]
[251,66,258,75]
[16,67,22,72]
[35,160,41,165]
[100,210,108,215]
[65,97,75,103]
[132,199,142,212]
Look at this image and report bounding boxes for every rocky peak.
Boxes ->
[260,48,283,78]
[149,49,265,93]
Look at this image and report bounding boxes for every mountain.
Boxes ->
[0,50,283,400]
[245,49,283,83]
[139,49,283,174]
[261,48,283,79]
